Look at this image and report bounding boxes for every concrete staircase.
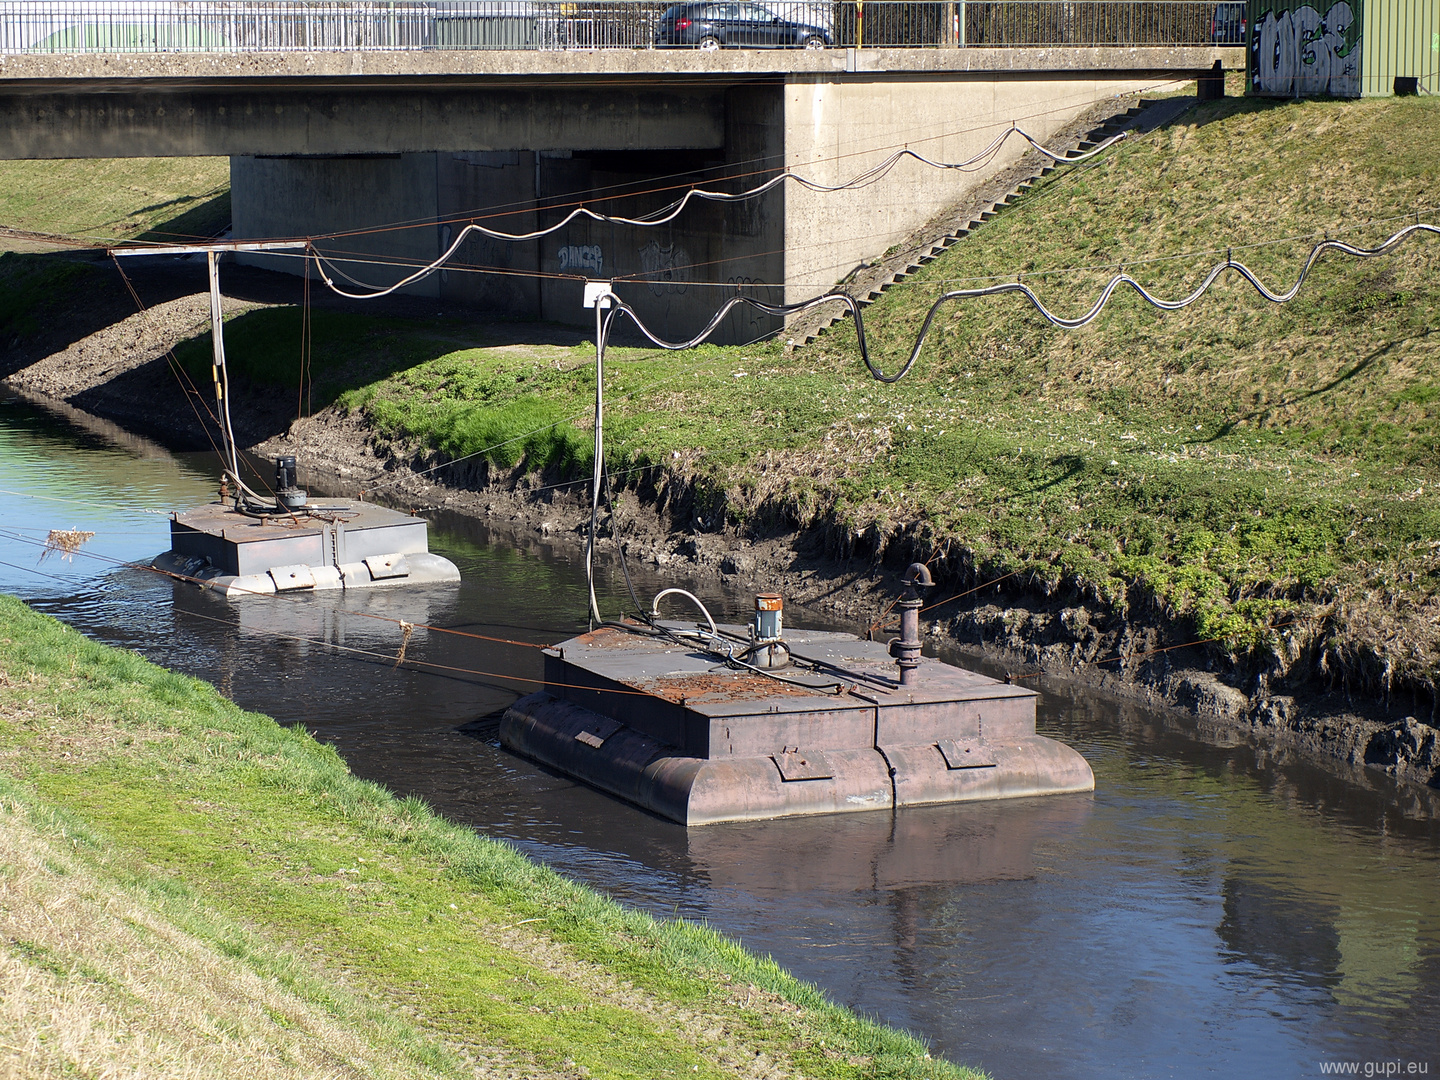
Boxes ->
[786,93,1199,348]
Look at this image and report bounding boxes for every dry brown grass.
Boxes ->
[0,801,457,1080]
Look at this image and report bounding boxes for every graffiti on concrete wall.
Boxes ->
[558,244,603,274]
[1251,1,1360,97]
[722,275,783,344]
[638,241,691,297]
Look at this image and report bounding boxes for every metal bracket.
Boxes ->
[573,716,622,748]
[936,739,997,770]
[364,553,410,580]
[268,564,317,592]
[772,749,834,781]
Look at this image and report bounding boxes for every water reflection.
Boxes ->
[688,795,1092,894]
[2,389,1439,1080]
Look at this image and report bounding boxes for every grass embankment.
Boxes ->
[0,594,961,1079]
[4,96,1436,695]
[0,157,231,244]
[183,93,1440,695]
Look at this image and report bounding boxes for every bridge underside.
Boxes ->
[0,84,727,157]
[0,48,1235,341]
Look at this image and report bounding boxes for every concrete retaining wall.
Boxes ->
[779,72,1180,303]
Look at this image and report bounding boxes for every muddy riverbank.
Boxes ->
[3,257,1437,808]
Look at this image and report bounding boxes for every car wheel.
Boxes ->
[697,35,720,51]
[802,34,825,49]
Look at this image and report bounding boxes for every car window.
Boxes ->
[705,4,738,18]
[742,4,776,20]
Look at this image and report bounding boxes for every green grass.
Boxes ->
[0,593,971,1080]
[0,251,103,342]
[0,157,230,243]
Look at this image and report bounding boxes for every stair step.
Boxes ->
[792,100,1145,347]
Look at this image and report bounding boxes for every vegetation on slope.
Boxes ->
[187,94,1439,695]
[0,593,963,1079]
[0,157,230,243]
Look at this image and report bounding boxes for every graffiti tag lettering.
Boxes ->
[558,244,603,274]
[638,241,691,297]
[1252,2,1359,97]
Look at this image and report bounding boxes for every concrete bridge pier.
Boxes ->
[230,82,789,342]
[233,68,1185,342]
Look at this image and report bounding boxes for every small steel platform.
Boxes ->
[502,623,1094,825]
[153,499,460,598]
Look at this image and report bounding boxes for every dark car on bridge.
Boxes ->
[1210,1,1247,43]
[655,2,833,49]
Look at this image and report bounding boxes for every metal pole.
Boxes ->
[112,239,307,505]
[206,250,240,489]
[585,284,608,627]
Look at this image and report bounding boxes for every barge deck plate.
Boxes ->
[155,499,459,597]
[502,623,1093,825]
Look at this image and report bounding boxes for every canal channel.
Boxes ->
[2,388,1437,1080]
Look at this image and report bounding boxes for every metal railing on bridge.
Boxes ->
[0,0,1224,54]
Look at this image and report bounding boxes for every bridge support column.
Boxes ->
[229,68,1186,343]
[230,84,789,344]
[232,152,445,298]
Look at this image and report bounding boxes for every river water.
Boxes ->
[2,388,1438,1080]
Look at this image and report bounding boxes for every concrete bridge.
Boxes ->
[0,14,1240,339]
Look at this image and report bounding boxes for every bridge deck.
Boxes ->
[0,44,1240,87]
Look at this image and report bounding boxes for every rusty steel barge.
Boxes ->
[502,565,1093,825]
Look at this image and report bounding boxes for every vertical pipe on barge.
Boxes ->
[890,562,933,687]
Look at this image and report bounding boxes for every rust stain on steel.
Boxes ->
[630,670,822,704]
[570,625,656,649]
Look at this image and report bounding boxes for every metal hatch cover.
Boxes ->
[268,564,316,591]
[936,739,998,770]
[364,553,410,580]
[772,749,835,781]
